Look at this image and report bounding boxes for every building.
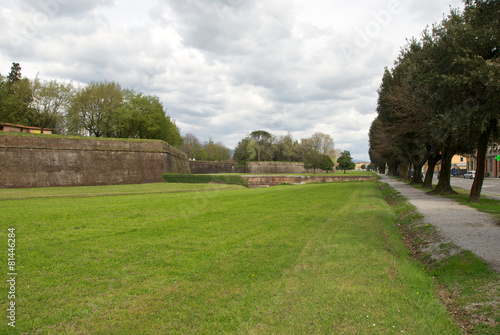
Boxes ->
[423,155,468,176]
[355,162,370,171]
[0,122,52,134]
[467,147,500,178]
[451,155,467,176]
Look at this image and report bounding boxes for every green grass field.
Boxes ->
[1,181,459,334]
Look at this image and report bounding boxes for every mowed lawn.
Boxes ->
[1,182,458,334]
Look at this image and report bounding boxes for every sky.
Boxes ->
[0,0,464,161]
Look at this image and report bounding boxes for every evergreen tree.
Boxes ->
[337,150,355,174]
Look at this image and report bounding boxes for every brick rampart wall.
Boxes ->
[246,161,328,174]
[189,161,238,174]
[242,175,376,188]
[0,134,190,188]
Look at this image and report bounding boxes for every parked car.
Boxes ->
[464,171,475,179]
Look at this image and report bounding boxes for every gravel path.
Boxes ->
[379,174,500,272]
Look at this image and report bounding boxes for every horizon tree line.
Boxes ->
[1,63,357,172]
[0,63,182,147]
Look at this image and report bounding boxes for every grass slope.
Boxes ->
[387,179,500,333]
[1,182,458,334]
[0,183,243,201]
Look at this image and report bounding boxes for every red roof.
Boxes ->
[0,122,52,131]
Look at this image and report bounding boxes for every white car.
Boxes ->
[464,171,475,179]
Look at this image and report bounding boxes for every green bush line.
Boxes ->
[162,173,248,187]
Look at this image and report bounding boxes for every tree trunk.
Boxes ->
[430,149,456,194]
[399,162,410,180]
[409,152,426,185]
[468,120,495,203]
[379,164,386,174]
[388,162,398,176]
[410,162,424,185]
[423,156,439,189]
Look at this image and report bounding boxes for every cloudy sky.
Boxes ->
[0,0,464,161]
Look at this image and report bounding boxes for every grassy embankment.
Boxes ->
[393,178,500,334]
[0,131,160,143]
[1,181,459,334]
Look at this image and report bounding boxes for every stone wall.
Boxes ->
[242,175,376,188]
[246,161,328,174]
[187,161,332,174]
[0,134,190,188]
[189,161,239,174]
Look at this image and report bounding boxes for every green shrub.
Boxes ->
[162,174,248,187]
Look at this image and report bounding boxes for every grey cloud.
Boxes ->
[405,0,461,23]
[1,0,465,162]
[164,0,294,56]
[18,0,114,18]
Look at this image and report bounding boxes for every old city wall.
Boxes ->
[0,134,191,188]
[189,161,240,174]
[188,161,328,174]
[242,175,376,188]
[246,161,328,174]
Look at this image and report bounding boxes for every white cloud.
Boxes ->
[0,0,464,161]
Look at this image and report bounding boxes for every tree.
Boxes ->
[273,133,294,161]
[181,133,204,159]
[102,90,182,146]
[181,134,230,161]
[0,63,33,125]
[319,155,334,173]
[303,150,323,173]
[293,138,314,162]
[371,41,435,184]
[337,150,355,173]
[368,117,389,174]
[7,63,22,84]
[67,81,123,137]
[162,116,183,147]
[204,139,230,161]
[233,136,258,164]
[369,2,499,198]
[29,78,74,133]
[0,74,9,121]
[250,130,271,161]
[309,132,336,157]
[460,0,500,202]
[421,6,498,196]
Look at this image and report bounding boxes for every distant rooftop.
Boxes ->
[0,122,52,134]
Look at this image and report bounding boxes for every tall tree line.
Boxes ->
[180,133,231,161]
[233,130,336,166]
[0,63,182,146]
[369,0,499,202]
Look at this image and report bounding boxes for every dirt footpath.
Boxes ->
[379,174,500,272]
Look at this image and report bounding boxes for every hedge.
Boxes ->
[162,174,248,187]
